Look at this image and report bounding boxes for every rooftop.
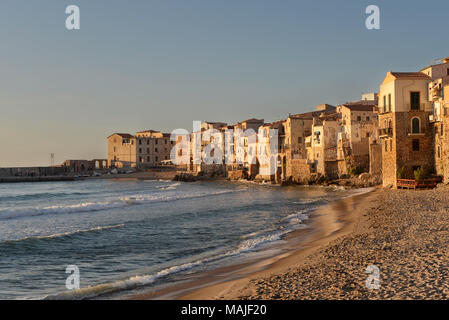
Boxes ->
[107,133,135,139]
[390,72,431,80]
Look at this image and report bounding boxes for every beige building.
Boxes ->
[108,130,173,169]
[190,121,228,175]
[421,58,449,181]
[108,133,137,168]
[257,120,285,182]
[306,113,340,178]
[336,100,378,175]
[228,118,264,179]
[135,130,172,167]
[378,71,434,187]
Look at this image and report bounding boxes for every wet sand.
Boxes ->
[127,187,379,300]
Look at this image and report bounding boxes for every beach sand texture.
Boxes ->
[236,186,449,300]
[158,186,449,300]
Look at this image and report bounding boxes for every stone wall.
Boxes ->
[382,111,435,187]
[288,158,312,183]
[369,143,382,178]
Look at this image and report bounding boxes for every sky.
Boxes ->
[1,0,449,167]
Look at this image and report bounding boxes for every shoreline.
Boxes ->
[126,186,379,300]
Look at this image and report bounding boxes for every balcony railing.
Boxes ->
[407,103,427,111]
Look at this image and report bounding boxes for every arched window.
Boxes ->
[411,117,420,134]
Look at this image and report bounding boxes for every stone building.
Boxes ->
[280,105,336,183]
[189,121,228,175]
[226,118,264,179]
[257,120,285,182]
[336,99,378,175]
[108,130,173,169]
[378,71,434,187]
[135,130,172,167]
[107,133,137,168]
[306,113,340,179]
[420,58,449,181]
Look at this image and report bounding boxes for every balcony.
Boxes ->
[378,128,393,138]
[407,103,427,111]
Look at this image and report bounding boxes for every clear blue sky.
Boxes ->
[1,0,448,166]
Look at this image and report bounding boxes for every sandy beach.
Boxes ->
[129,185,449,300]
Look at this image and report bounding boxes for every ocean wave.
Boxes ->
[1,224,125,244]
[155,182,181,190]
[43,226,290,300]
[0,191,89,202]
[0,189,238,221]
[281,210,311,224]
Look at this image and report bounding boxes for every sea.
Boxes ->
[0,178,365,299]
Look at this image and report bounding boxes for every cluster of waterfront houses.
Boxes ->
[108,57,449,188]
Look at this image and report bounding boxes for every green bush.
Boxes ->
[414,167,426,181]
[397,166,405,179]
[348,166,363,176]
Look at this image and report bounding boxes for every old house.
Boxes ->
[257,120,285,182]
[226,118,264,179]
[421,58,449,181]
[336,98,378,175]
[135,130,172,167]
[306,113,340,179]
[108,130,173,169]
[377,71,434,187]
[107,133,137,168]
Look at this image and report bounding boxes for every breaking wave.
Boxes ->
[0,189,238,221]
[1,224,125,244]
[43,226,290,300]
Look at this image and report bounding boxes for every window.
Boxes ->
[410,92,420,110]
[411,117,420,134]
[390,139,393,152]
[366,132,370,138]
[366,116,370,121]
[383,95,386,113]
[385,140,388,152]
[139,156,143,162]
[147,148,150,154]
[298,137,302,143]
[139,140,142,145]
[447,68,449,76]
[388,94,391,112]
[438,146,441,158]
[165,140,168,144]
[357,116,361,121]
[441,123,444,136]
[155,156,158,162]
[139,148,142,153]
[155,148,158,152]
[412,139,420,151]
[113,146,116,152]
[147,140,150,145]
[155,140,158,145]
[147,156,150,162]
